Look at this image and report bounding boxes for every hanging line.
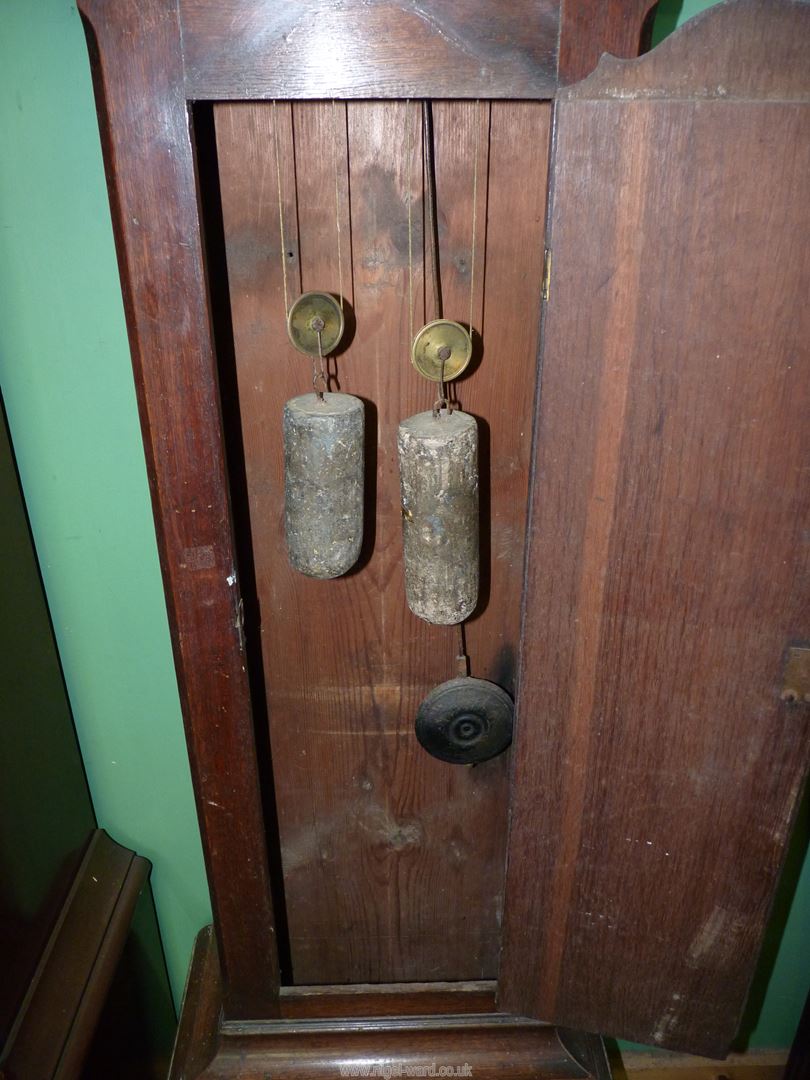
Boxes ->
[469,101,480,341]
[421,101,448,414]
[457,102,482,669]
[331,99,345,312]
[407,100,415,349]
[276,100,348,395]
[461,106,482,661]
[422,101,443,324]
[410,101,482,416]
[274,101,346,313]
[272,100,291,320]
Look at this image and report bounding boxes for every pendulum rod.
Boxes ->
[403,103,513,765]
[458,106,480,669]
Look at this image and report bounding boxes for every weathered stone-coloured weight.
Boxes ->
[397,408,478,624]
[283,392,364,579]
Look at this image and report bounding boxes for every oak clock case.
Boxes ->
[78,0,810,1076]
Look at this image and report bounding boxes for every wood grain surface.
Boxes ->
[564,0,810,100]
[214,100,550,984]
[181,0,560,100]
[558,0,658,83]
[169,928,599,1080]
[169,927,222,1080]
[206,1024,588,1080]
[500,0,810,1057]
[79,0,280,1019]
[278,979,496,1019]
[1,830,148,1079]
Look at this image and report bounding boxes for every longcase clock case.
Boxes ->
[78,0,810,1075]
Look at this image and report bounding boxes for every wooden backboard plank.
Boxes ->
[215,101,550,983]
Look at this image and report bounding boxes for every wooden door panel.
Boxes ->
[214,100,549,984]
[500,0,810,1057]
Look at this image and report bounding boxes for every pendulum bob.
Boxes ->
[397,408,478,625]
[415,676,514,765]
[283,392,364,579]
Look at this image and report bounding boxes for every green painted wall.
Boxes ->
[0,0,806,1047]
[0,0,210,1008]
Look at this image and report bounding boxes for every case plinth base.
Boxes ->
[170,927,612,1080]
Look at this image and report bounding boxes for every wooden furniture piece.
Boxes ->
[77,0,809,1075]
[500,3,810,1055]
[1,831,150,1080]
[0,401,174,1079]
[785,989,810,1080]
[0,396,95,1067]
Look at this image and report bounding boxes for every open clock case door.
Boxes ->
[500,0,810,1058]
[77,0,808,1072]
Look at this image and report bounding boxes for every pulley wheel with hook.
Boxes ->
[287,291,345,357]
[411,319,473,383]
[415,677,514,765]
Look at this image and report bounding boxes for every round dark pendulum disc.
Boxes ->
[415,677,514,765]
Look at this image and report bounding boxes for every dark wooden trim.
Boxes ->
[179,0,657,100]
[558,1029,613,1080]
[179,0,561,100]
[167,931,617,1078]
[169,926,222,1080]
[78,0,280,1019]
[279,979,497,1019]
[557,0,658,84]
[170,926,498,1029]
[207,1026,590,1080]
[560,0,810,99]
[78,0,656,1038]
[501,0,810,1057]
[170,927,600,1080]
[784,987,810,1080]
[0,830,148,1080]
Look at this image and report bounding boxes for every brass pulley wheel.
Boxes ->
[415,677,514,765]
[411,319,473,383]
[287,292,345,357]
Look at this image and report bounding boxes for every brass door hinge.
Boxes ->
[782,645,810,704]
[542,248,552,302]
